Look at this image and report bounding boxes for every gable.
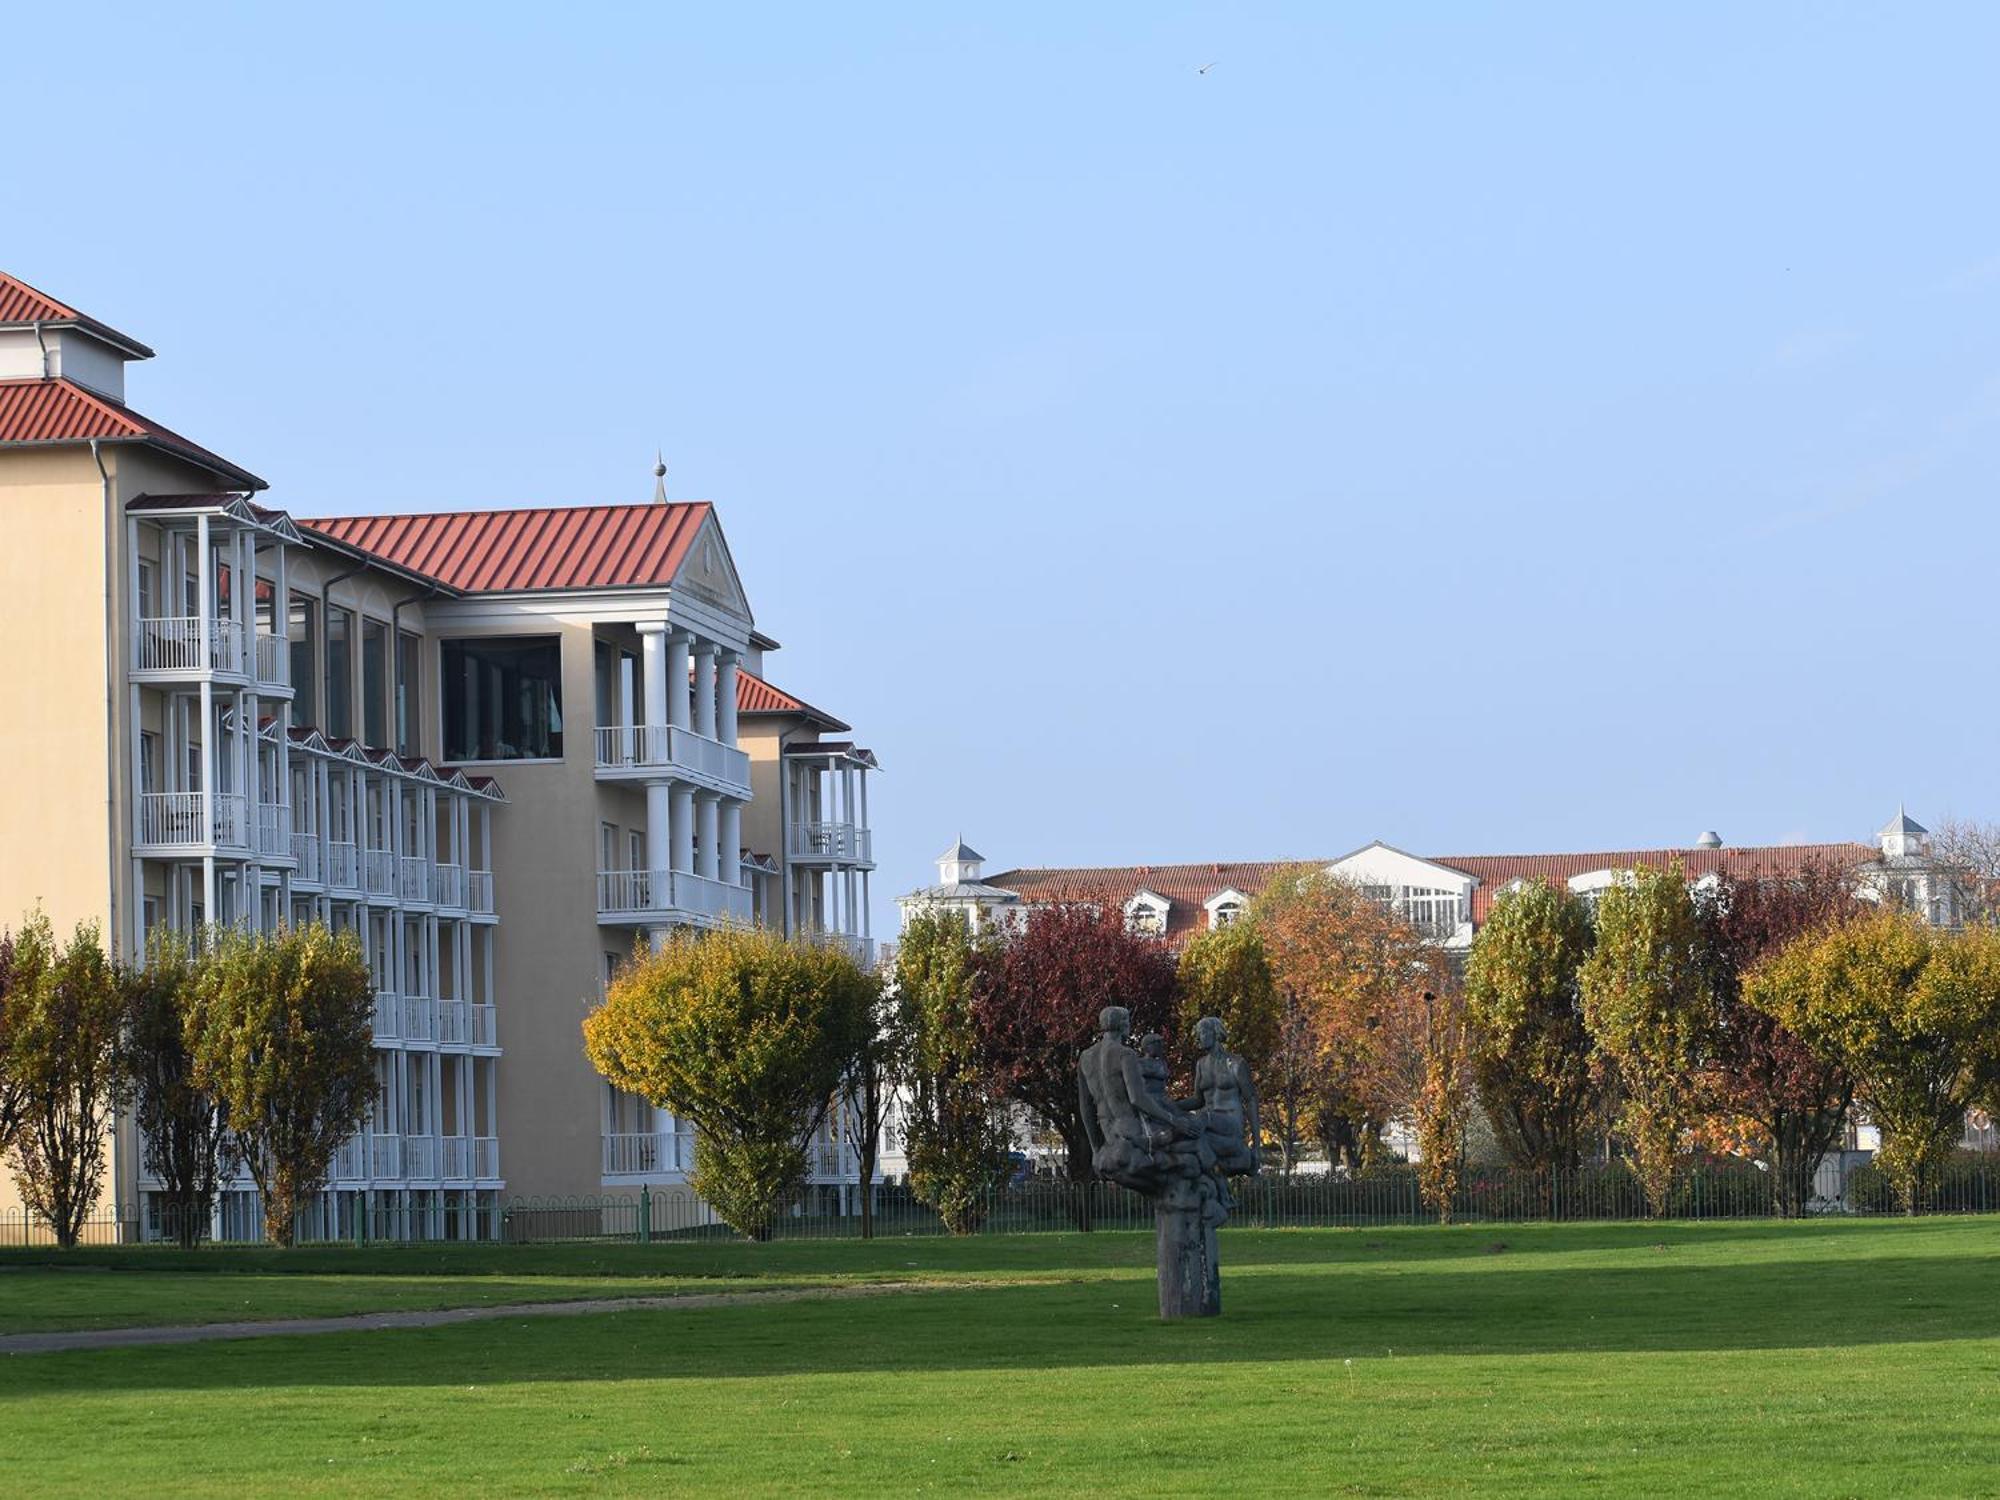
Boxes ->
[1326,841,1477,895]
[671,509,751,622]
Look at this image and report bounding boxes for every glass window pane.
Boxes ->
[289,598,318,729]
[325,607,353,740]
[362,619,388,748]
[440,636,564,761]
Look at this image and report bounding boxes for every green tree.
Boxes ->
[0,930,28,1156]
[1463,880,1599,1176]
[1745,912,2000,1212]
[1578,865,1714,1216]
[187,924,376,1246]
[1177,922,1281,1084]
[846,977,908,1241]
[583,926,877,1240]
[5,915,126,1248]
[125,929,237,1247]
[1413,987,1472,1223]
[893,911,1010,1234]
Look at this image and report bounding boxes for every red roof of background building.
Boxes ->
[0,272,154,357]
[986,841,1881,943]
[0,378,263,488]
[302,503,713,593]
[737,670,850,730]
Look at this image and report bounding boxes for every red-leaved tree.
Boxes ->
[971,903,1179,1186]
[1698,865,1866,1216]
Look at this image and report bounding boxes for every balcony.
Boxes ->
[471,1002,497,1047]
[810,931,877,970]
[252,630,287,689]
[330,1137,369,1182]
[371,991,400,1041]
[436,999,468,1046]
[398,855,431,904]
[597,869,753,928]
[291,832,322,885]
[465,869,495,916]
[472,1135,500,1178]
[363,849,397,899]
[136,791,247,852]
[403,1134,438,1179]
[593,724,750,797]
[327,840,360,890]
[132,616,243,677]
[790,820,873,866]
[369,1134,403,1179]
[402,994,435,1044]
[433,862,464,909]
[254,803,292,861]
[603,1131,691,1178]
[440,1135,470,1180]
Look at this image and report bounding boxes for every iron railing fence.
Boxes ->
[14,1155,2000,1249]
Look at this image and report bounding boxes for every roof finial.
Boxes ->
[653,451,668,505]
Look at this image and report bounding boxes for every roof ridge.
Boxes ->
[303,499,711,524]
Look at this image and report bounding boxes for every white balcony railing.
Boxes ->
[810,931,877,970]
[369,1134,403,1179]
[465,869,495,915]
[440,1136,471,1180]
[371,991,399,1041]
[253,630,286,685]
[363,849,397,897]
[402,995,435,1043]
[399,855,430,904]
[433,862,464,909]
[255,802,291,859]
[291,832,322,884]
[137,791,247,848]
[790,821,873,864]
[327,840,360,889]
[471,1003,497,1047]
[472,1136,500,1178]
[330,1137,368,1181]
[403,1134,438,1179]
[593,724,750,791]
[602,1131,691,1176]
[134,616,243,675]
[436,999,468,1045]
[596,869,754,925]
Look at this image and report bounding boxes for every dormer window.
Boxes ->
[1125,889,1171,937]
[1204,887,1252,930]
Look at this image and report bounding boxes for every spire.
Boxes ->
[652,451,668,505]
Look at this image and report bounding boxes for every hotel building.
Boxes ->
[0,271,878,1237]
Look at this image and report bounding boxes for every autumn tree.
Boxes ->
[584,925,876,1239]
[1927,816,2000,926]
[1697,866,1865,1216]
[1176,922,1281,1085]
[1413,988,1472,1223]
[5,915,125,1248]
[1745,912,2000,1212]
[0,930,26,1157]
[844,978,907,1241]
[188,924,376,1246]
[1579,865,1714,1216]
[125,929,236,1248]
[1463,880,1599,1176]
[971,903,1178,1186]
[894,910,1011,1234]
[1251,871,1436,1170]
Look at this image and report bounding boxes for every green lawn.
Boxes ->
[2,1220,1997,1497]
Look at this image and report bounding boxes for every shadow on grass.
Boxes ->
[5,1234,1997,1396]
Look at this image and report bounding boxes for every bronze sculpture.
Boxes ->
[1078,1007,1259,1318]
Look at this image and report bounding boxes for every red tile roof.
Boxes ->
[737,670,850,731]
[0,378,264,488]
[987,841,1881,941]
[0,272,154,357]
[302,503,712,594]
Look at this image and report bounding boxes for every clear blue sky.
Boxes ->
[12,4,1999,932]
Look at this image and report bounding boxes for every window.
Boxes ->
[138,732,158,794]
[628,830,645,875]
[440,636,564,761]
[362,618,388,748]
[600,822,619,872]
[137,560,156,622]
[1125,891,1170,937]
[1212,900,1243,929]
[325,606,353,739]
[396,631,421,757]
[595,641,616,729]
[289,598,318,729]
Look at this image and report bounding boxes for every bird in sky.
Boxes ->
[1197,61,1217,75]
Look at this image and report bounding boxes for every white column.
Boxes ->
[692,642,718,740]
[717,650,739,747]
[697,792,721,882]
[196,517,216,918]
[666,631,691,732]
[645,784,672,902]
[671,784,695,875]
[636,622,669,761]
[720,800,743,888]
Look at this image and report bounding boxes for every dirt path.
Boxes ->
[0,1279,941,1356]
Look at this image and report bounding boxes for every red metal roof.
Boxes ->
[0,272,154,357]
[987,841,1881,941]
[0,378,263,488]
[737,670,850,730]
[302,503,712,594]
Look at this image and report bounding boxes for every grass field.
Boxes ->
[3,1219,1997,1497]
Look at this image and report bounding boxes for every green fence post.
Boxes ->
[639,1187,652,1244]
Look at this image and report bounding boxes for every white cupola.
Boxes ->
[937,836,984,886]
[1878,805,1929,860]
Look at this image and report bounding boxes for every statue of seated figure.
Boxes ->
[1182,1015,1261,1181]
[1078,1008,1197,1192]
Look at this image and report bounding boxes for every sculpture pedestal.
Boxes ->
[1155,1198,1221,1319]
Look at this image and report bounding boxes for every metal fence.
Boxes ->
[10,1154,2000,1249]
